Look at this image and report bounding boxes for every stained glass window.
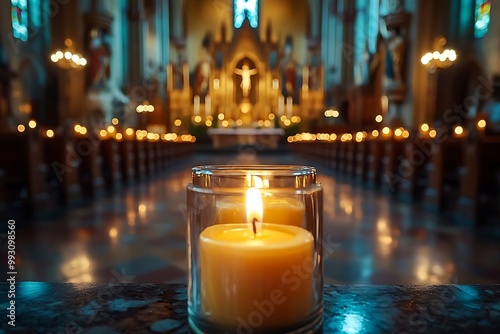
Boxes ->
[474,0,491,39]
[234,0,258,29]
[12,0,28,42]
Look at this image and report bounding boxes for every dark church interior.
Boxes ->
[1,0,499,332]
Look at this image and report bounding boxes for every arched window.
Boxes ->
[234,0,258,29]
[11,0,28,42]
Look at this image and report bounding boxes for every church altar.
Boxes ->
[207,128,285,149]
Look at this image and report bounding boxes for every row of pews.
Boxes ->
[0,132,195,220]
[290,132,500,225]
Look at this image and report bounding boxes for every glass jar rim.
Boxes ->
[190,165,317,188]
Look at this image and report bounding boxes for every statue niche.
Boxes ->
[234,58,258,104]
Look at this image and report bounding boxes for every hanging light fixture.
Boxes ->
[50,38,87,70]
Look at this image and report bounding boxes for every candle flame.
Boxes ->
[254,176,263,188]
[246,187,263,235]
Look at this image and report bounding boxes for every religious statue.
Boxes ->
[195,34,213,99]
[380,20,405,88]
[88,29,111,87]
[280,36,296,98]
[173,53,184,90]
[234,62,257,98]
[283,61,296,97]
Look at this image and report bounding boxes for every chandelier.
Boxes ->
[50,38,87,69]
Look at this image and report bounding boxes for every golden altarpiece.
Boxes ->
[167,18,324,128]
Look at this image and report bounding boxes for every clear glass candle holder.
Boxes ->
[187,165,323,334]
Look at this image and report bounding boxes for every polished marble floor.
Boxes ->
[8,152,500,285]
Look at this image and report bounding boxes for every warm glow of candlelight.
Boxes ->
[17,124,25,133]
[477,119,486,128]
[454,126,464,135]
[382,127,390,135]
[429,129,437,138]
[246,187,263,235]
[28,120,37,129]
[420,123,429,132]
[372,129,379,137]
[46,129,54,138]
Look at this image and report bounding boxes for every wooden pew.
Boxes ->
[118,139,136,184]
[100,138,122,190]
[145,141,156,176]
[327,140,339,170]
[422,138,464,212]
[337,140,347,174]
[156,140,166,170]
[354,139,370,182]
[133,140,147,180]
[380,137,406,194]
[399,137,433,202]
[455,135,500,224]
[0,133,53,217]
[43,133,83,206]
[75,135,105,198]
[345,141,358,178]
[366,138,386,188]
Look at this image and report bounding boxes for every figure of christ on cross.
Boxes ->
[235,63,257,97]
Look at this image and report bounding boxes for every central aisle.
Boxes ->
[15,152,500,285]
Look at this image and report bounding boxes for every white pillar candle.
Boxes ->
[278,95,284,116]
[286,96,293,118]
[205,95,211,116]
[302,66,309,90]
[183,63,189,89]
[194,95,200,116]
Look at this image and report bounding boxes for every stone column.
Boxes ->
[170,0,184,40]
[52,0,85,122]
[127,0,147,89]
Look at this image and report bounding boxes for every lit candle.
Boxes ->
[205,95,211,116]
[302,66,309,91]
[167,64,173,90]
[278,95,284,116]
[183,63,189,88]
[286,96,293,118]
[194,95,200,116]
[199,188,314,330]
